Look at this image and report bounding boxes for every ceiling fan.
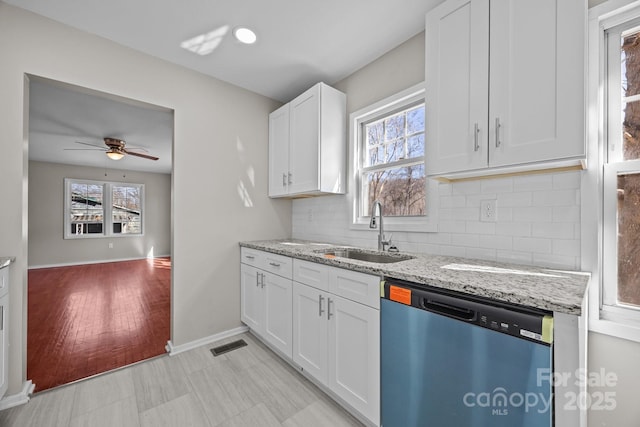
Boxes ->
[66,137,159,161]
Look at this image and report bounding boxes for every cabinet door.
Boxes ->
[0,293,7,399]
[488,0,584,167]
[328,295,380,425]
[292,282,328,384]
[425,0,489,175]
[240,264,263,333]
[263,273,293,359]
[269,103,290,197]
[289,85,320,195]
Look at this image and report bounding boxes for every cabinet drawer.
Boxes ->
[293,259,329,291]
[262,252,293,279]
[240,247,263,268]
[329,268,380,309]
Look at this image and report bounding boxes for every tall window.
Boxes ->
[352,83,436,232]
[65,179,144,239]
[602,17,640,324]
[361,103,426,217]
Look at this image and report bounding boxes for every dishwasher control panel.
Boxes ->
[382,279,553,345]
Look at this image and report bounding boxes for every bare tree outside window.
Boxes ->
[361,104,425,217]
[617,30,640,307]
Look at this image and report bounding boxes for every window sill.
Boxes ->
[589,315,640,344]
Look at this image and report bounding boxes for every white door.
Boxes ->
[425,0,489,175]
[268,103,290,197]
[263,272,293,359]
[488,0,584,167]
[240,264,263,333]
[289,85,320,195]
[292,282,328,384]
[0,293,7,399]
[328,295,380,425]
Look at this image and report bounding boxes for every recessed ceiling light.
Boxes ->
[233,27,257,44]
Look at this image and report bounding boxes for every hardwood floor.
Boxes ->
[27,258,171,392]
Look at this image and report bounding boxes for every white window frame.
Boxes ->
[586,0,640,342]
[350,82,438,232]
[64,178,145,239]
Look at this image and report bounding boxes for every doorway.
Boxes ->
[26,76,174,392]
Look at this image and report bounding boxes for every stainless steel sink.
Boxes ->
[321,249,414,264]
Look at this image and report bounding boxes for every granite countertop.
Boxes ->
[0,257,15,270]
[239,239,589,315]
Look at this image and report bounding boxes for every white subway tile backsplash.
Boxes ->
[513,236,552,254]
[512,206,553,222]
[292,171,581,271]
[480,178,513,194]
[478,234,513,250]
[532,222,575,239]
[497,191,533,207]
[495,222,532,237]
[532,189,579,207]
[513,174,553,191]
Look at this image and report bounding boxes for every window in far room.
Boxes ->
[351,83,436,232]
[65,178,144,239]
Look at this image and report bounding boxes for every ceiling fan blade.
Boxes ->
[75,141,105,149]
[124,149,159,161]
[64,148,105,151]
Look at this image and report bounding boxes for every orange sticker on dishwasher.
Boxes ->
[389,286,411,305]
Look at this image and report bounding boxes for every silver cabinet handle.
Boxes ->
[282,173,287,187]
[495,117,502,148]
[260,273,265,288]
[327,298,334,320]
[245,255,255,260]
[474,123,480,152]
[288,172,293,185]
[0,306,3,331]
[319,294,325,317]
[256,272,260,287]
[269,262,281,267]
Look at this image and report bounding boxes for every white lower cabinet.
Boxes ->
[292,261,380,426]
[241,250,380,425]
[240,249,293,359]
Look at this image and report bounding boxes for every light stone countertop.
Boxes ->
[0,257,15,270]
[239,239,589,315]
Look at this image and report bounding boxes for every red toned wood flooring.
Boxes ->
[27,258,171,392]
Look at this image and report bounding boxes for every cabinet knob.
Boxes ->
[495,117,502,148]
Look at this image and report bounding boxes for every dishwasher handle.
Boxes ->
[421,298,476,322]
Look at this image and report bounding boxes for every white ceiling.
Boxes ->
[29,78,174,174]
[14,0,443,174]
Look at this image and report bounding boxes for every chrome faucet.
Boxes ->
[369,200,391,251]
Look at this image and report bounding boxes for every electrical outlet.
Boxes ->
[480,200,497,222]
[108,242,114,249]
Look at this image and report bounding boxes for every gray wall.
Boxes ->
[0,3,291,396]
[28,161,171,267]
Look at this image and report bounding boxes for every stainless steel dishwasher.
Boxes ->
[381,279,554,427]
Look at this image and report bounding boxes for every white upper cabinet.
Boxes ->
[268,82,346,198]
[425,0,585,178]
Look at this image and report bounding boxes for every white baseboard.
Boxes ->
[165,326,249,356]
[0,380,35,411]
[29,255,171,270]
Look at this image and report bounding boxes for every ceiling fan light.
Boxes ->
[106,149,124,160]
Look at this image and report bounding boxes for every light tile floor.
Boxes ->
[0,333,364,427]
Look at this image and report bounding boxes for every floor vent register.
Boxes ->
[210,339,248,356]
